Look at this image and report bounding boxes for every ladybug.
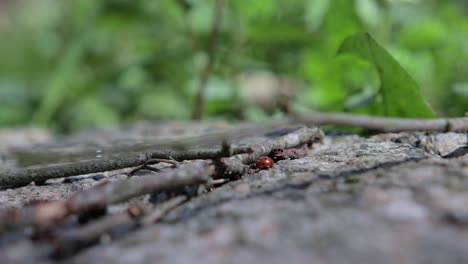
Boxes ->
[256,156,274,169]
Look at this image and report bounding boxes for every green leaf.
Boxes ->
[337,32,434,118]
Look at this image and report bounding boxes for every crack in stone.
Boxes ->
[442,146,468,159]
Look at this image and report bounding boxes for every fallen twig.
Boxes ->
[142,196,188,226]
[40,126,323,256]
[66,161,211,213]
[218,126,323,176]
[0,127,323,233]
[128,158,180,176]
[293,111,468,132]
[51,205,144,258]
[50,196,187,258]
[210,178,230,185]
[0,161,213,233]
[0,144,251,187]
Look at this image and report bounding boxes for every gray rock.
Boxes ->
[0,124,467,264]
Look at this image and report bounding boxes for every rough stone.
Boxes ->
[0,123,467,264]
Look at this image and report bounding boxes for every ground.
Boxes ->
[0,123,467,264]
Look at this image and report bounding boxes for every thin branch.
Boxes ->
[192,0,225,120]
[4,112,464,186]
[0,161,213,233]
[142,195,188,225]
[292,111,468,132]
[51,196,187,258]
[51,205,144,258]
[218,126,324,176]
[0,127,323,233]
[128,158,179,176]
[0,145,251,187]
[67,161,212,213]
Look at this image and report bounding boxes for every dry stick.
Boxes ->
[141,195,188,226]
[52,205,144,258]
[12,119,302,168]
[0,145,251,187]
[219,126,324,176]
[67,161,212,213]
[5,111,461,186]
[53,213,135,257]
[293,111,468,132]
[128,158,180,176]
[192,0,225,120]
[52,196,187,258]
[0,161,213,233]
[0,127,321,233]
[70,126,321,212]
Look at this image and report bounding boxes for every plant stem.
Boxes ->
[192,0,225,120]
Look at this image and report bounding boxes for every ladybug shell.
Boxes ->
[257,156,274,169]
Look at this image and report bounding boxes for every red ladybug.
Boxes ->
[256,156,274,169]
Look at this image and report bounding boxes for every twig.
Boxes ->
[210,178,230,185]
[141,196,188,226]
[292,111,468,132]
[192,0,225,120]
[218,126,323,176]
[0,145,251,187]
[128,158,179,176]
[51,195,187,258]
[0,127,322,233]
[51,205,144,258]
[0,161,213,233]
[7,111,462,186]
[67,161,212,213]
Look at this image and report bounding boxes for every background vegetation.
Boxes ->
[0,0,467,132]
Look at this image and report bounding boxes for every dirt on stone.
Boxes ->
[0,123,467,264]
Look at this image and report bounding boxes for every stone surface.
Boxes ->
[0,123,467,264]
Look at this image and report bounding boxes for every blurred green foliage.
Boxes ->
[338,32,434,117]
[0,0,467,132]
